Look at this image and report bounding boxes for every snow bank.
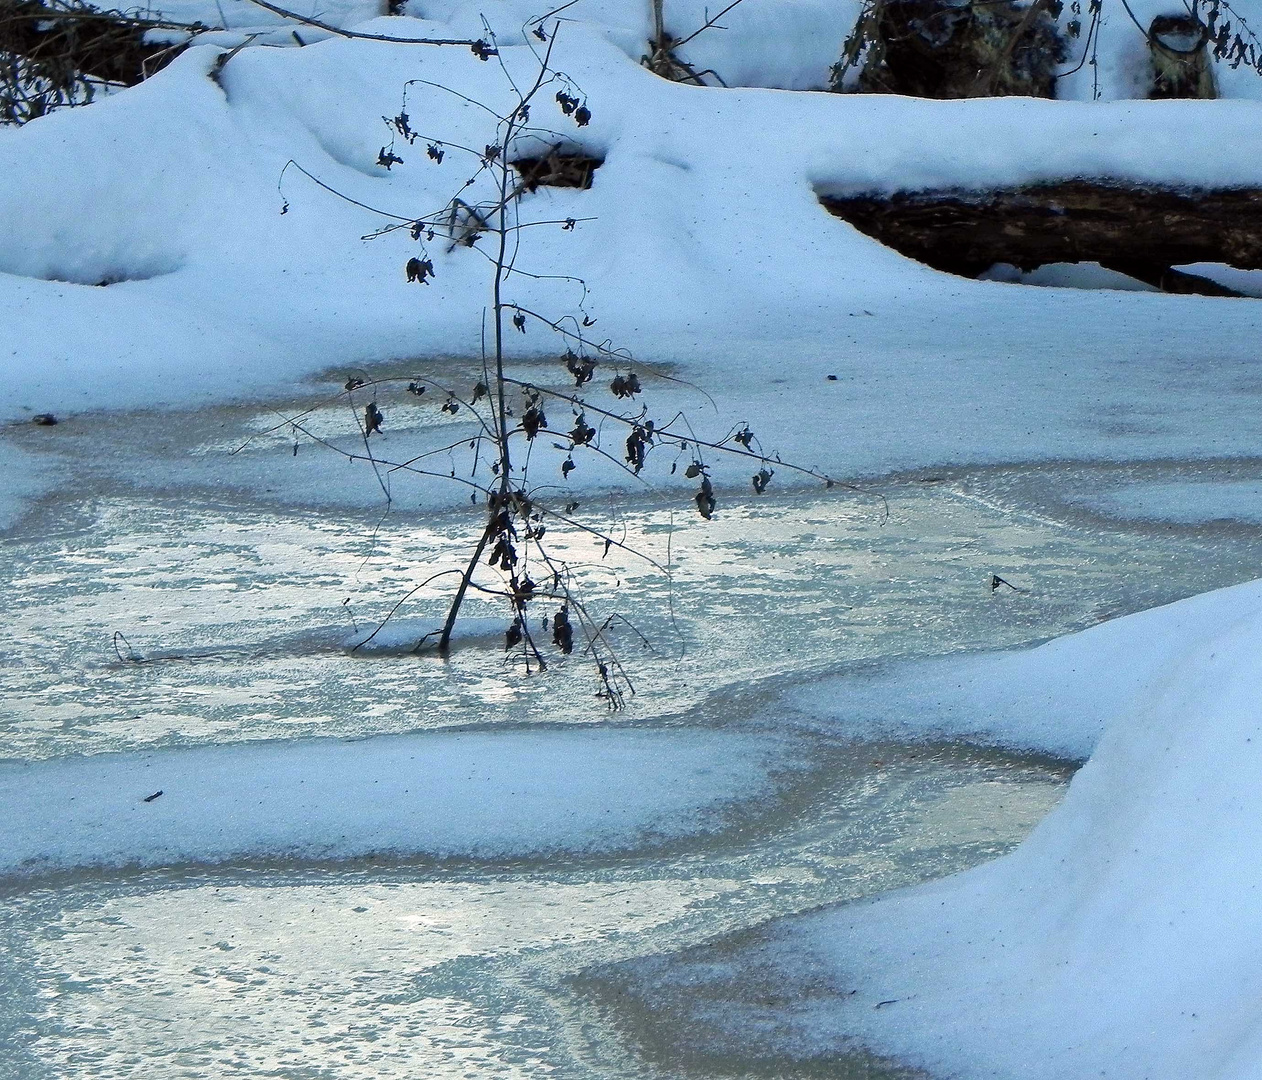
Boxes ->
[979,260,1159,292]
[0,726,782,876]
[351,0,1262,100]
[1177,262,1262,297]
[726,578,1262,1078]
[4,20,1262,540]
[788,576,1262,759]
[100,0,1262,100]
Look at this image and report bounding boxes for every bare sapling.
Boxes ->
[250,10,884,707]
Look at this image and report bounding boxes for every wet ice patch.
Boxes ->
[342,615,506,653]
[0,440,55,531]
[0,727,781,876]
[18,877,737,1080]
[1069,477,1262,524]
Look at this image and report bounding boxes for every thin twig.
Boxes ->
[239,0,480,45]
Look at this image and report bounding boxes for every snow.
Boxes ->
[979,260,1160,291]
[719,578,1262,1079]
[6,18,1262,526]
[118,0,389,50]
[642,0,861,90]
[0,726,782,876]
[8,2,1262,1074]
[789,577,1262,758]
[1177,262,1262,297]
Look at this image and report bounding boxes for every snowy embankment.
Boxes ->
[738,578,1262,1079]
[5,1,1262,496]
[0,727,781,876]
[790,576,1262,760]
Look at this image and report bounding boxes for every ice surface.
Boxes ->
[342,615,506,651]
[6,3,1262,1074]
[0,746,1067,1080]
[1070,477,1262,523]
[0,441,51,530]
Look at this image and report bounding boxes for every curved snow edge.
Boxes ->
[757,576,1262,1080]
[0,726,780,877]
[790,576,1262,760]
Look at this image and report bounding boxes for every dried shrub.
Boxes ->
[510,147,602,192]
[0,0,195,124]
[833,0,1069,99]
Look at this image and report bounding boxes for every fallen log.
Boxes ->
[820,181,1262,296]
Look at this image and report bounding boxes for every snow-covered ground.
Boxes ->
[608,580,1262,1080]
[8,1,1262,1077]
[789,576,1262,759]
[6,0,1262,507]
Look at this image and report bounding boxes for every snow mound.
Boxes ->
[117,0,385,35]
[1176,263,1262,298]
[788,576,1262,760]
[0,727,781,876]
[979,261,1159,292]
[719,577,1262,1079]
[8,15,1262,447]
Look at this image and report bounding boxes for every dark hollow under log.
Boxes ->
[510,151,602,192]
[820,181,1262,296]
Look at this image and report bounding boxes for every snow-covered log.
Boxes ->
[822,180,1262,294]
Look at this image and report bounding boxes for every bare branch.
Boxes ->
[239,0,482,45]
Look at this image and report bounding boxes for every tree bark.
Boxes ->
[821,181,1262,295]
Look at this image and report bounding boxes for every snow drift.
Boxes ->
[5,5,1262,494]
[0,726,782,875]
[696,578,1262,1079]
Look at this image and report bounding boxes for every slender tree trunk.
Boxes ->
[437,119,518,655]
[436,509,496,653]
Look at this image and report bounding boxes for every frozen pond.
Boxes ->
[0,740,1063,1080]
[6,393,1262,1077]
